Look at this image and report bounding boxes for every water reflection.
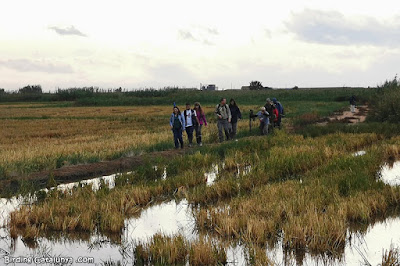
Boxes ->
[379,161,400,186]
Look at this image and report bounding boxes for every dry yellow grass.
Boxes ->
[0,103,252,175]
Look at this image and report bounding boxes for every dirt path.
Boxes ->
[0,148,188,195]
[317,105,368,125]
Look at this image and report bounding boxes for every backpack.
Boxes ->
[217,104,228,117]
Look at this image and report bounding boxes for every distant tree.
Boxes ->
[0,88,5,94]
[249,80,263,90]
[19,85,42,94]
[293,86,299,90]
[115,87,122,92]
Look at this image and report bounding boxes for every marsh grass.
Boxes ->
[380,245,400,266]
[190,134,400,256]
[134,233,227,266]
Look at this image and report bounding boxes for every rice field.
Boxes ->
[2,87,400,265]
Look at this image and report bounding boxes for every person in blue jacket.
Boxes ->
[272,98,284,129]
[169,106,185,149]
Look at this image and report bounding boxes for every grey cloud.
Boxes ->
[178,25,219,45]
[205,27,219,35]
[0,59,74,73]
[49,25,87,37]
[178,30,197,41]
[285,9,400,46]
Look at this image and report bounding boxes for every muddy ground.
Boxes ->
[0,149,187,196]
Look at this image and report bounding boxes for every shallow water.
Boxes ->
[379,161,400,186]
[353,150,366,157]
[2,166,400,265]
[2,194,400,265]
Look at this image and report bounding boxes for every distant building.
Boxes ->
[206,84,216,90]
[201,84,217,91]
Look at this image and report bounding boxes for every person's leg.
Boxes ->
[223,120,230,141]
[186,126,193,145]
[195,125,200,144]
[178,129,184,148]
[260,122,265,135]
[173,129,179,148]
[277,115,282,129]
[263,123,269,135]
[217,120,224,142]
[197,124,203,145]
[231,122,237,139]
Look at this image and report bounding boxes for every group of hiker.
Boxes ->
[169,97,284,149]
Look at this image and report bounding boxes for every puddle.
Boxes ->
[353,150,366,157]
[124,199,196,242]
[204,163,252,186]
[204,164,219,186]
[378,161,400,186]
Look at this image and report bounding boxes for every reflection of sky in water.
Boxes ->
[124,199,196,243]
[379,161,400,186]
[205,164,219,186]
[353,150,367,157]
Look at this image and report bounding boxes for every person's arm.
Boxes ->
[170,114,173,128]
[203,112,208,126]
[227,106,232,122]
[238,108,242,120]
[181,114,185,128]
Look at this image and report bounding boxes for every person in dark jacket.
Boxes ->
[229,98,242,140]
[169,106,185,149]
[194,102,207,146]
[349,95,356,113]
[272,98,284,129]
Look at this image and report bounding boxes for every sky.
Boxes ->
[0,0,399,91]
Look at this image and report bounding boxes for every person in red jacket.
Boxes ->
[194,102,207,146]
[272,105,279,127]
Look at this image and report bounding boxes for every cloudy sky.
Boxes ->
[1,0,399,91]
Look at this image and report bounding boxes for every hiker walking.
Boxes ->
[215,98,231,142]
[257,107,270,135]
[229,99,242,140]
[349,95,356,113]
[264,98,276,131]
[184,103,200,147]
[169,106,185,149]
[272,98,284,129]
[194,102,207,146]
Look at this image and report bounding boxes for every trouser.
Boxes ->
[269,119,275,132]
[185,126,194,144]
[260,122,268,135]
[276,115,282,129]
[230,122,237,139]
[217,119,230,142]
[172,128,183,148]
[350,105,356,113]
[195,124,203,144]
